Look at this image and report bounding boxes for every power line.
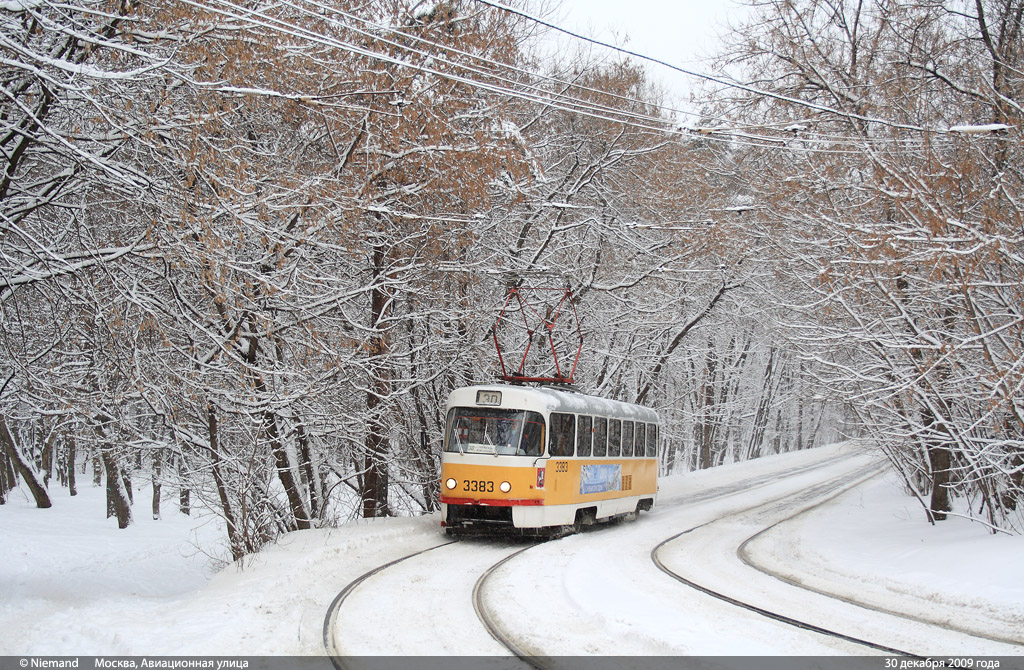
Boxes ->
[288,0,705,124]
[172,0,983,155]
[470,0,937,134]
[181,0,684,135]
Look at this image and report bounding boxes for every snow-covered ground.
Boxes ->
[2,442,1022,659]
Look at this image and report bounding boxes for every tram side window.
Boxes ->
[646,423,658,457]
[549,413,576,457]
[607,419,621,458]
[622,421,634,457]
[521,413,545,457]
[593,417,608,457]
[576,415,592,457]
[635,423,646,458]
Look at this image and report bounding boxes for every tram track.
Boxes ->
[323,534,549,667]
[470,451,894,664]
[651,463,920,656]
[324,446,1015,662]
[322,540,458,668]
[472,544,548,668]
[319,455,851,662]
[324,450,887,663]
[736,492,1024,650]
[651,459,1023,656]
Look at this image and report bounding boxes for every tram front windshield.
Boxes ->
[445,407,544,457]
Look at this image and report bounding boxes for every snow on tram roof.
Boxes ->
[448,384,659,423]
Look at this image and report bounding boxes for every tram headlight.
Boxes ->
[445,478,457,490]
[499,481,511,493]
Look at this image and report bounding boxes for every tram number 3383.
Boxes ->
[463,479,494,493]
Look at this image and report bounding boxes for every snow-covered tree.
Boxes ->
[708,0,1024,531]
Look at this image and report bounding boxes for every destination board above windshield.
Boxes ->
[476,390,502,406]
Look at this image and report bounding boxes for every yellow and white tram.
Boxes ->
[439,384,659,536]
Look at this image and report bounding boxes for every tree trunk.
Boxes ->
[925,407,953,522]
[412,390,439,512]
[297,422,321,522]
[93,416,132,528]
[264,410,311,530]
[207,402,244,561]
[244,325,311,532]
[920,391,954,521]
[152,448,162,520]
[92,451,102,487]
[0,417,52,509]
[67,435,77,497]
[926,442,952,522]
[40,431,56,487]
[362,240,391,518]
[663,439,677,476]
[362,395,390,518]
[176,452,190,516]
[795,363,805,451]
[746,347,777,460]
[123,468,133,504]
[101,450,132,528]
[0,443,13,504]
[697,344,718,470]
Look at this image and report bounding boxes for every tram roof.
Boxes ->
[447,384,659,423]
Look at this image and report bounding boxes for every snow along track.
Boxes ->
[651,463,916,655]
[469,454,865,663]
[653,462,1024,657]
[323,540,457,667]
[324,444,1020,660]
[318,458,864,662]
[472,545,548,667]
[323,534,548,664]
[324,447,879,661]
[736,491,1024,650]
[469,449,891,661]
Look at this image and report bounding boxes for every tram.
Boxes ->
[439,384,659,536]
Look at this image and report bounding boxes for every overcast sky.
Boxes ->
[545,0,749,107]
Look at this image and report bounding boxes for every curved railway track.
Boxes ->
[652,462,1024,657]
[466,454,877,664]
[735,492,1024,650]
[323,536,548,666]
[322,540,458,668]
[651,463,919,656]
[472,545,547,667]
[324,451,1017,664]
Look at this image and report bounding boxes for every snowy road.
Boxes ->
[324,443,1023,661]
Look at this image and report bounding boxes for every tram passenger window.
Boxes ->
[646,424,658,458]
[622,421,634,457]
[576,415,592,457]
[520,413,545,456]
[549,413,576,457]
[593,417,607,457]
[607,419,621,457]
[635,423,646,458]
